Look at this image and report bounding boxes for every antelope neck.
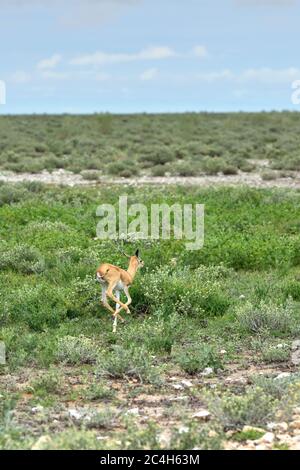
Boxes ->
[127,258,138,281]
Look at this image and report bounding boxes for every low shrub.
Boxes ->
[139,146,175,166]
[96,345,162,385]
[173,343,223,375]
[151,165,166,177]
[31,369,63,396]
[3,284,68,331]
[0,185,27,206]
[170,423,223,450]
[261,344,290,363]
[83,382,116,401]
[236,299,298,335]
[85,408,119,430]
[281,280,300,301]
[0,244,45,274]
[55,335,99,364]
[80,170,100,181]
[32,430,105,450]
[261,170,278,181]
[252,374,300,400]
[143,265,231,319]
[209,387,277,429]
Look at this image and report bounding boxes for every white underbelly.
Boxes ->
[115,280,125,291]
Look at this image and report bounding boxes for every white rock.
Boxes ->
[169,396,188,402]
[261,432,275,444]
[275,372,291,380]
[267,422,288,432]
[172,384,184,390]
[31,405,44,414]
[178,426,189,434]
[201,367,214,376]
[126,408,140,416]
[68,408,85,420]
[181,379,193,388]
[220,349,227,355]
[192,409,211,421]
[292,340,300,351]
[291,350,300,366]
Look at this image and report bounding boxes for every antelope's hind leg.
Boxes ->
[101,285,118,318]
[112,290,121,333]
[106,284,128,319]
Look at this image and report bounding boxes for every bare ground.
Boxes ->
[2,354,300,450]
[1,169,300,188]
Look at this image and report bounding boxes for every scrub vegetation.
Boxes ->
[1,182,300,449]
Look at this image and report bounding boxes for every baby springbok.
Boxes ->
[96,249,144,332]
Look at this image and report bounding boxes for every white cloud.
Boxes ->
[140,68,158,81]
[41,71,69,80]
[239,67,300,84]
[37,54,62,70]
[196,67,300,84]
[70,46,176,66]
[11,70,31,83]
[197,69,234,81]
[192,45,208,58]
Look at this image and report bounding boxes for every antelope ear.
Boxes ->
[135,249,139,258]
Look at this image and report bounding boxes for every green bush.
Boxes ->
[261,344,290,363]
[83,382,116,401]
[200,157,227,175]
[209,387,277,429]
[2,284,68,331]
[237,299,298,335]
[143,266,230,318]
[151,165,166,177]
[80,170,100,181]
[173,343,223,375]
[32,430,105,450]
[281,280,300,301]
[261,170,278,181]
[170,423,223,450]
[0,244,45,274]
[31,369,63,396]
[252,374,300,400]
[139,146,175,166]
[0,185,27,206]
[97,345,162,385]
[55,335,99,364]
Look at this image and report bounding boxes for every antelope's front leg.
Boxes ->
[101,285,120,320]
[124,285,132,308]
[106,287,128,318]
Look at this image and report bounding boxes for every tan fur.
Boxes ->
[96,252,144,331]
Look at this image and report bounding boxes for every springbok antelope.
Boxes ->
[96,249,144,332]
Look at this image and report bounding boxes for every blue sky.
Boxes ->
[0,0,299,113]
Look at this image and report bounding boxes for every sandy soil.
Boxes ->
[1,169,300,188]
